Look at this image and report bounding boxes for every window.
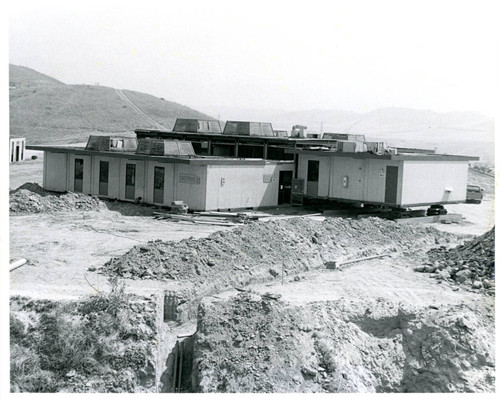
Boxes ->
[99,161,109,183]
[110,139,124,149]
[307,160,319,182]
[75,159,84,180]
[126,164,136,186]
[154,167,165,189]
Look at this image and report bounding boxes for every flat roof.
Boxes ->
[135,129,338,146]
[286,148,479,162]
[26,145,294,166]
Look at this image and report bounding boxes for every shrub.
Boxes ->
[10,343,58,392]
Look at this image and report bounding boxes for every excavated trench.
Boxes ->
[145,220,493,393]
[185,295,495,393]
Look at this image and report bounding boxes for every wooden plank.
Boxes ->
[394,213,462,225]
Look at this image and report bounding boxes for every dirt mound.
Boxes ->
[419,227,495,292]
[192,293,495,393]
[10,182,50,196]
[102,217,460,284]
[10,183,108,214]
[100,217,462,319]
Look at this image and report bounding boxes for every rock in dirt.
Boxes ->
[425,227,495,292]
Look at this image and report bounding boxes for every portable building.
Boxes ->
[290,149,478,207]
[28,138,294,211]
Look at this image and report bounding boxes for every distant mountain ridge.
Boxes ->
[9,64,494,163]
[9,64,214,145]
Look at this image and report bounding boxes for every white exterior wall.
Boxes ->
[205,163,294,210]
[400,161,468,205]
[329,157,366,201]
[174,164,207,211]
[363,158,403,204]
[297,154,405,204]
[44,152,69,192]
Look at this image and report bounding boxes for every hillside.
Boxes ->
[9,64,214,145]
[9,64,64,88]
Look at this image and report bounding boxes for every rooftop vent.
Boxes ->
[85,135,138,152]
[173,119,222,134]
[223,121,274,137]
[136,138,196,156]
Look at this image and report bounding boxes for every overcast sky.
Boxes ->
[8,0,499,116]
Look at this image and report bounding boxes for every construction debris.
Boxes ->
[10,183,107,214]
[420,227,495,292]
[170,200,189,214]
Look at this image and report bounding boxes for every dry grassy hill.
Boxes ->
[9,64,214,145]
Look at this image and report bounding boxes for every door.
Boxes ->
[306,160,319,196]
[99,161,109,196]
[153,166,165,204]
[384,166,399,204]
[125,164,136,200]
[278,171,293,204]
[15,145,20,162]
[74,158,84,193]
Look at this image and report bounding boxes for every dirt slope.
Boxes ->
[193,292,494,393]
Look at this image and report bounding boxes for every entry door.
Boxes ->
[306,160,319,196]
[278,171,293,204]
[74,158,84,193]
[15,145,20,162]
[99,161,109,196]
[384,166,399,204]
[125,164,136,200]
[153,166,165,204]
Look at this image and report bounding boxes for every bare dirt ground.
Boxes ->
[230,256,484,307]
[10,211,228,300]
[8,159,496,393]
[9,162,495,300]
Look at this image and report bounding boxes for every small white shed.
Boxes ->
[10,138,26,163]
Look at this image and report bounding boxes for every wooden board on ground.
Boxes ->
[394,213,462,225]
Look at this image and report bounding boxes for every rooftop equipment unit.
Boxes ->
[365,142,386,154]
[86,135,138,152]
[223,121,274,136]
[274,130,288,137]
[173,119,222,134]
[337,140,367,153]
[136,138,196,156]
[322,133,366,141]
[291,125,307,138]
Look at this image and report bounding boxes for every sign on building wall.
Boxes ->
[179,174,201,184]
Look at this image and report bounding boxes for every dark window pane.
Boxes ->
[154,167,165,189]
[99,161,109,183]
[126,164,136,186]
[75,159,84,180]
[307,160,319,182]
